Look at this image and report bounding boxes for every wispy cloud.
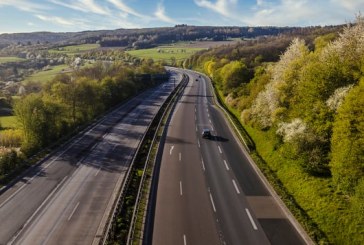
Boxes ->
[0,0,49,13]
[194,0,237,17]
[245,0,347,26]
[331,0,364,11]
[35,14,75,26]
[155,3,177,24]
[49,0,110,15]
[107,0,144,18]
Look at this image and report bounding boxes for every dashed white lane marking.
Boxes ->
[196,126,198,132]
[201,159,206,171]
[245,208,258,230]
[198,139,200,148]
[218,146,222,154]
[179,153,182,161]
[183,234,187,245]
[170,145,174,155]
[209,193,216,212]
[68,202,80,221]
[209,119,212,124]
[223,160,230,171]
[232,179,241,194]
[180,181,183,196]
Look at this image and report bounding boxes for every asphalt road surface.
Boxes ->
[152,68,310,245]
[0,71,181,245]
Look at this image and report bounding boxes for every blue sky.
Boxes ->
[0,0,363,33]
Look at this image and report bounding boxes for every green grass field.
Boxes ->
[0,57,26,64]
[0,116,17,129]
[23,64,70,84]
[126,47,205,64]
[49,44,100,55]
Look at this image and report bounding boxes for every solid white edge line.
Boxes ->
[245,208,258,230]
[68,202,80,221]
[180,181,183,196]
[95,168,101,177]
[201,159,206,171]
[183,234,187,245]
[223,160,230,171]
[209,193,216,212]
[218,146,222,154]
[232,179,241,194]
[170,145,174,155]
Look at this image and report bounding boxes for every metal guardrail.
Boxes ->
[126,74,188,244]
[101,74,188,245]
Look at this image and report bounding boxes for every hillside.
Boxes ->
[186,19,364,244]
[0,25,343,49]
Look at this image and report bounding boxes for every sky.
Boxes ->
[0,0,363,33]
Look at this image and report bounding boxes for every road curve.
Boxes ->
[151,68,310,245]
[0,72,182,245]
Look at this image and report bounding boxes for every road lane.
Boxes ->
[152,73,221,245]
[0,71,182,244]
[151,68,310,245]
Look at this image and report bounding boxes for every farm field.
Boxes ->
[48,43,100,55]
[126,47,205,63]
[0,57,26,64]
[23,64,70,84]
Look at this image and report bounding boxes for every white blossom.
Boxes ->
[326,85,354,111]
[276,118,307,142]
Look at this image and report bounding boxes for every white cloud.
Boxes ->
[107,0,144,18]
[0,0,49,13]
[194,0,237,17]
[331,0,364,11]
[35,14,75,26]
[243,0,350,26]
[49,0,110,15]
[155,3,177,24]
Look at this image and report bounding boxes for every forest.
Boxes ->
[185,18,363,244]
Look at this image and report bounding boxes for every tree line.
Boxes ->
[0,59,166,180]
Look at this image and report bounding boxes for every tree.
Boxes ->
[330,79,364,194]
[219,61,249,92]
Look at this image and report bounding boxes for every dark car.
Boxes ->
[202,129,212,139]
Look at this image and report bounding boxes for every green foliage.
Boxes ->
[219,61,250,92]
[14,59,166,156]
[189,18,364,243]
[330,79,364,194]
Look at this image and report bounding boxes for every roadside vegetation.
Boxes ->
[0,55,166,186]
[186,17,364,244]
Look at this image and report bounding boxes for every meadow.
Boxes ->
[23,64,70,84]
[48,43,100,55]
[126,47,205,63]
[0,56,26,64]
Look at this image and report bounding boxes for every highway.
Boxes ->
[152,68,310,245]
[0,71,181,245]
